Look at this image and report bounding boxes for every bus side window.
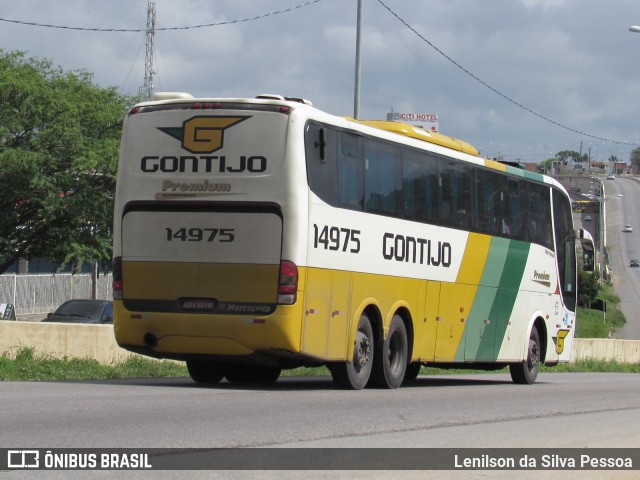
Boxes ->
[526,183,553,249]
[443,161,471,230]
[506,179,524,239]
[338,132,363,210]
[305,123,338,206]
[402,155,424,221]
[363,139,401,215]
[475,168,496,235]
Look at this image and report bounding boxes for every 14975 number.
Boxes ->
[166,227,234,242]
[313,224,360,253]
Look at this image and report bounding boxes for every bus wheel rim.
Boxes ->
[354,330,371,372]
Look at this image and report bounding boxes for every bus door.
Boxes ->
[302,270,352,360]
[412,280,439,361]
[434,282,477,361]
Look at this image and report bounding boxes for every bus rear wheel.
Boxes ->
[225,365,282,385]
[329,313,374,390]
[186,360,225,384]
[509,326,541,385]
[371,315,408,389]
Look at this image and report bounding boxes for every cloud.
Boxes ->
[0,0,639,161]
[520,0,569,11]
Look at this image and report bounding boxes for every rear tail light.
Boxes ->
[191,102,222,109]
[112,257,123,300]
[278,260,298,305]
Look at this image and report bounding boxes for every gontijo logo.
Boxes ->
[158,116,250,154]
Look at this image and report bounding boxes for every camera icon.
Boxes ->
[7,450,39,468]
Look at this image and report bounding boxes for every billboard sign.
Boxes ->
[387,112,439,132]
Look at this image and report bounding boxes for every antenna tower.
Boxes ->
[139,1,156,99]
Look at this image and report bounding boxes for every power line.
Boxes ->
[0,0,322,32]
[376,0,638,147]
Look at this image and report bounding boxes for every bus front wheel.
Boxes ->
[329,313,374,390]
[509,326,541,385]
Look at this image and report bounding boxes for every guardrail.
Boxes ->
[1,320,638,365]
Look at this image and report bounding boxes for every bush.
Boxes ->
[578,270,600,307]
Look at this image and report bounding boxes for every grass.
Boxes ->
[0,347,187,381]
[576,282,626,338]
[0,280,634,382]
[1,347,638,382]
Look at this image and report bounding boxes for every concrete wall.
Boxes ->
[0,320,131,364]
[572,338,640,364]
[1,320,639,365]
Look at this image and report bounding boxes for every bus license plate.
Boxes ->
[181,299,216,310]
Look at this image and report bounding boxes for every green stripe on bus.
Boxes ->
[479,239,531,360]
[480,237,510,287]
[455,237,508,361]
[523,170,544,182]
[457,238,531,361]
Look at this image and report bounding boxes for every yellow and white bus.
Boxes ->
[113,93,577,389]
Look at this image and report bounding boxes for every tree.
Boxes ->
[577,270,600,308]
[0,50,135,274]
[539,157,557,173]
[556,150,587,164]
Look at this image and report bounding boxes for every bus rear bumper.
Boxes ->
[113,301,304,361]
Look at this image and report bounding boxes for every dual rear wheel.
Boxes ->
[330,313,409,390]
[186,361,282,386]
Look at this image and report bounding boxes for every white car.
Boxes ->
[623,224,633,233]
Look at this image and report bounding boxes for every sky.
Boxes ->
[1,0,640,164]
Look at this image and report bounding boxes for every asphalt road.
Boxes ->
[1,372,639,479]
[4,372,639,448]
[601,177,640,339]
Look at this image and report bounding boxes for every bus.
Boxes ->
[112,93,577,389]
[572,200,599,213]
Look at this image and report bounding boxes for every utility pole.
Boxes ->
[353,0,362,119]
[140,1,156,100]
